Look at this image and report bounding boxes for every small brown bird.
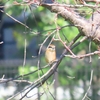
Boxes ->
[45,44,56,63]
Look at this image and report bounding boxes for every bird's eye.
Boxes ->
[49,46,52,48]
[48,45,55,50]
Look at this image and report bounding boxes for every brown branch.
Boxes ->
[41,3,100,45]
[0,10,30,29]
[65,51,100,59]
[82,70,93,100]
[42,3,98,8]
[0,65,48,84]
[0,79,32,84]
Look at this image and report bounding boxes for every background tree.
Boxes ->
[0,0,100,100]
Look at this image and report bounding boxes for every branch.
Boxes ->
[82,70,93,100]
[41,3,100,45]
[65,51,100,59]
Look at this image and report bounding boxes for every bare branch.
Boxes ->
[65,51,100,59]
[82,70,93,100]
[0,10,30,29]
[42,3,100,45]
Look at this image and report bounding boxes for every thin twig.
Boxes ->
[0,65,48,84]
[65,51,100,59]
[42,3,98,9]
[54,15,76,57]
[69,33,82,47]
[82,70,93,100]
[71,36,88,50]
[0,10,30,29]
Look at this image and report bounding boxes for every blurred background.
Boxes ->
[0,0,100,100]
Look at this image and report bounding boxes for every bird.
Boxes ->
[45,44,56,63]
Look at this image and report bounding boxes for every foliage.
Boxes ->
[1,0,100,99]
[8,0,96,86]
